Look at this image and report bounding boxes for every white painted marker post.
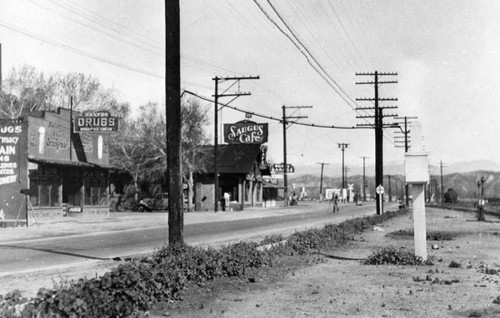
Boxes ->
[404,152,429,261]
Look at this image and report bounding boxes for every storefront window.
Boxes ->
[39,181,50,206]
[99,184,107,205]
[85,185,92,205]
[29,180,38,206]
[50,180,59,206]
[91,186,99,205]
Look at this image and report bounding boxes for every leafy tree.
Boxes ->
[109,97,209,210]
[0,65,123,119]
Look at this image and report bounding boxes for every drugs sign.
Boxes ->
[74,110,118,132]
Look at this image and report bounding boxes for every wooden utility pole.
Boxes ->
[282,105,312,206]
[356,71,398,214]
[360,156,369,201]
[212,75,259,212]
[337,143,349,190]
[440,160,445,204]
[166,0,183,244]
[316,162,329,200]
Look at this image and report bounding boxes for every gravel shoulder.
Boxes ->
[155,207,500,318]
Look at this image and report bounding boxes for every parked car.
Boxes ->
[135,193,168,212]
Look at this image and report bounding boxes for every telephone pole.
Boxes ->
[360,156,369,201]
[440,160,445,203]
[213,75,259,212]
[338,143,349,189]
[387,175,392,202]
[166,0,183,244]
[317,162,329,200]
[356,71,398,215]
[283,105,312,206]
[394,116,417,207]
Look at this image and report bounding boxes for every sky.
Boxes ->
[2,0,500,175]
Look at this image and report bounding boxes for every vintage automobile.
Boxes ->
[135,193,168,212]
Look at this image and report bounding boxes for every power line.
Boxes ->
[182,90,370,130]
[49,0,163,51]
[0,20,164,79]
[23,0,164,58]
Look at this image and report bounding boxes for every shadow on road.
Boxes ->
[0,244,110,261]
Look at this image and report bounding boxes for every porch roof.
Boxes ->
[198,144,261,174]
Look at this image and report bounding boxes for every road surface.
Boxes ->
[0,202,394,275]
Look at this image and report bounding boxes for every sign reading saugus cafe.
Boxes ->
[224,120,268,145]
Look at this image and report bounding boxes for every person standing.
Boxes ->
[333,194,339,213]
[223,192,230,211]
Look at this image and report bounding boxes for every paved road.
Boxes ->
[0,202,395,275]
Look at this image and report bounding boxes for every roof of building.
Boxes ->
[197,144,261,174]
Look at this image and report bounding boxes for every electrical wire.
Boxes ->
[0,20,164,79]
[182,89,370,130]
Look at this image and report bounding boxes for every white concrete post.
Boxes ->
[411,183,427,260]
[405,152,429,261]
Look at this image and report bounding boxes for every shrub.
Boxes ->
[363,247,433,266]
[0,210,405,317]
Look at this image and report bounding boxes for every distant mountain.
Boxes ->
[293,160,500,178]
[288,169,500,200]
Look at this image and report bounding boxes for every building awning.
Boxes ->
[28,156,117,170]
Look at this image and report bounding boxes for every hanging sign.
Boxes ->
[270,163,295,174]
[74,110,119,132]
[224,120,268,144]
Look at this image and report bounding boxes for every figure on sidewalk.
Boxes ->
[333,194,339,213]
[223,192,230,211]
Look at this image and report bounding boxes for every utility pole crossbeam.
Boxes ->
[356,71,398,215]
[282,105,312,206]
[213,75,259,212]
[317,162,329,200]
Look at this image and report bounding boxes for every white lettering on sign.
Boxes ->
[224,122,268,144]
[0,145,15,155]
[0,121,22,187]
[0,126,22,134]
[0,137,19,144]
[45,137,69,150]
[0,174,17,185]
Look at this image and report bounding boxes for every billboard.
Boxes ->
[224,120,268,144]
[74,110,118,132]
[0,119,28,223]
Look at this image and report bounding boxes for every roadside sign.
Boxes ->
[376,185,385,195]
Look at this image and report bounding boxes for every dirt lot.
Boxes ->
[1,207,500,317]
[152,207,500,318]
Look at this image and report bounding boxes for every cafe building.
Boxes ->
[0,108,117,227]
[194,120,275,211]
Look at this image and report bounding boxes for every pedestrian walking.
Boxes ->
[333,194,339,213]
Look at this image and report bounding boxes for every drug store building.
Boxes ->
[0,108,116,227]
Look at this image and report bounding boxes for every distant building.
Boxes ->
[0,108,116,227]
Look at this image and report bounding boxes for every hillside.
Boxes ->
[288,170,500,200]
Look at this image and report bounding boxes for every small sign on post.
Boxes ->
[376,185,384,214]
